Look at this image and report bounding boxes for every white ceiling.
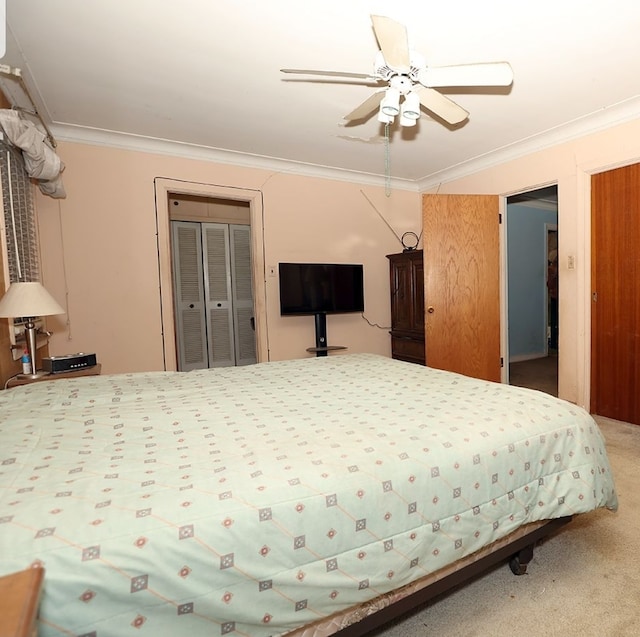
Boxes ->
[3,1,640,189]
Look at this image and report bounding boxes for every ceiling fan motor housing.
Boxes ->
[373,50,425,85]
[389,74,414,95]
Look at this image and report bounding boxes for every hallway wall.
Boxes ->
[507,202,558,360]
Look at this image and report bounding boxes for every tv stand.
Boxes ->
[307,346,348,356]
[305,313,347,357]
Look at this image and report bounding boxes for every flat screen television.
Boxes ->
[279,262,364,316]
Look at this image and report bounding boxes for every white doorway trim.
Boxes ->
[545,223,558,356]
[499,196,508,384]
[503,185,559,388]
[154,178,268,371]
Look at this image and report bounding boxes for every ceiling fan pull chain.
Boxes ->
[384,122,391,196]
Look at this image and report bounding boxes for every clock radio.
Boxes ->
[42,353,98,374]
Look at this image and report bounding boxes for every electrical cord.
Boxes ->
[3,372,22,390]
[361,313,390,331]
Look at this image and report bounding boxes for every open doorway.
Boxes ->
[506,185,558,396]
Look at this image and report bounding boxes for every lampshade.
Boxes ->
[0,282,65,318]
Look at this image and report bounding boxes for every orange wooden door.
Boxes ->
[422,194,501,382]
[591,164,640,425]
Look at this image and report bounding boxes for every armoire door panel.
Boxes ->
[411,257,425,330]
[391,259,413,332]
[387,250,425,365]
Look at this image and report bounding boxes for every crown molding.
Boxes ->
[49,124,420,192]
[49,95,640,197]
[415,96,640,192]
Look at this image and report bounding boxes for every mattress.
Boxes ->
[0,354,617,636]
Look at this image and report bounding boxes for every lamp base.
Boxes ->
[16,370,50,381]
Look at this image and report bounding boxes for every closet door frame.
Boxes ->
[155,179,267,371]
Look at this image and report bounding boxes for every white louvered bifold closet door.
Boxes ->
[229,224,256,366]
[171,221,208,371]
[172,221,256,370]
[203,223,235,367]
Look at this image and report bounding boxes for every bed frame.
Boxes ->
[289,516,572,637]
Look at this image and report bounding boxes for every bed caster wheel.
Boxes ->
[509,556,528,575]
[509,544,534,575]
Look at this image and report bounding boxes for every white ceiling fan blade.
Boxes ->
[343,90,385,121]
[415,87,469,125]
[370,15,410,71]
[281,68,374,80]
[418,62,514,88]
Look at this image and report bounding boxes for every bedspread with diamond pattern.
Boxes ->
[0,354,617,636]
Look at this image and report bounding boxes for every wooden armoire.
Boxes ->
[387,250,425,365]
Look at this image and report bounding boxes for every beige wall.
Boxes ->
[35,142,420,374]
[34,116,640,409]
[426,117,640,408]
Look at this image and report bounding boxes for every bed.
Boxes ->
[0,353,617,637]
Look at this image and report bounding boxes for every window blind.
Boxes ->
[0,140,39,284]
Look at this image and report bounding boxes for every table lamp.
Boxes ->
[0,281,65,379]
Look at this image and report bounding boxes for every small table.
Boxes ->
[6,364,102,388]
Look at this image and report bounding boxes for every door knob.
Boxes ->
[427,306,435,314]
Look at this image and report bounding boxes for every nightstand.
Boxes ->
[6,364,102,389]
[0,567,44,637]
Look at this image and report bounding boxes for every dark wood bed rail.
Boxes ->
[335,516,572,636]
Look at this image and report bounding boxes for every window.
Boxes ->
[0,138,42,357]
[1,140,39,285]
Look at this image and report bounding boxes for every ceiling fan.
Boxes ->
[281,15,513,127]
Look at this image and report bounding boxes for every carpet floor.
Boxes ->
[372,416,638,637]
[509,353,558,397]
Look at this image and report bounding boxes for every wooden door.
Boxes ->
[423,194,501,382]
[591,164,640,425]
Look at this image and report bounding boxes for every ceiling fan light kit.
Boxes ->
[281,15,514,128]
[380,87,401,117]
[401,91,421,120]
[399,113,416,127]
